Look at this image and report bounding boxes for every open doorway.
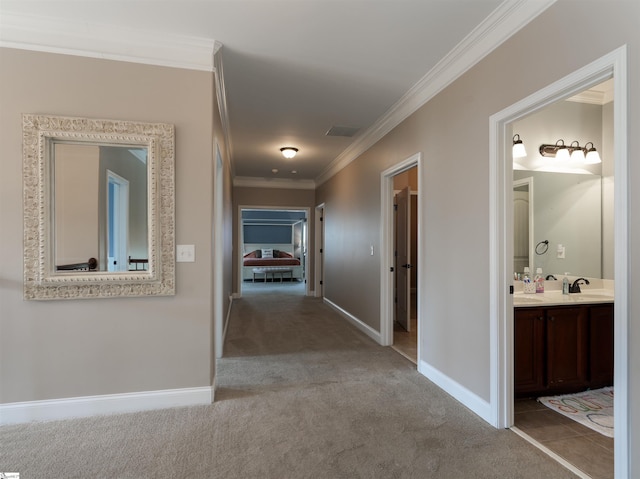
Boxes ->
[391,168,418,364]
[238,207,310,297]
[511,78,615,479]
[490,47,628,478]
[380,153,422,361]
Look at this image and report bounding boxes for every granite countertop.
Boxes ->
[513,289,614,307]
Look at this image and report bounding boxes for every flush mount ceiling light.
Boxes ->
[512,134,527,158]
[280,147,298,159]
[539,139,601,164]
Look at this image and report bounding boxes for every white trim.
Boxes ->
[418,359,492,424]
[233,176,316,190]
[213,145,225,360]
[0,387,213,425]
[489,46,628,475]
[314,203,325,298]
[0,13,217,72]
[237,205,311,297]
[512,176,534,275]
[380,153,422,347]
[223,294,234,342]
[314,0,556,186]
[323,298,382,344]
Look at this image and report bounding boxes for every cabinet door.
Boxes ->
[546,306,589,393]
[590,303,614,388]
[514,308,546,397]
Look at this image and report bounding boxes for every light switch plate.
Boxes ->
[177,244,195,262]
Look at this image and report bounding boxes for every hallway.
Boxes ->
[1,286,579,478]
[216,288,578,477]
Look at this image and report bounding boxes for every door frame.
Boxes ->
[512,177,534,275]
[489,46,628,474]
[380,152,422,347]
[236,205,311,297]
[106,169,129,272]
[314,203,325,298]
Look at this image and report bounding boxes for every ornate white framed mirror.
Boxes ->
[22,114,175,300]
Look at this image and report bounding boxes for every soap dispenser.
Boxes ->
[562,273,570,295]
[535,268,544,293]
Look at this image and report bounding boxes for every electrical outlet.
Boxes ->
[177,244,195,262]
[557,244,565,259]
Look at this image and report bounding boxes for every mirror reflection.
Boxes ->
[53,143,148,272]
[512,79,613,280]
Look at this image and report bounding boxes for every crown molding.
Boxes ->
[0,13,217,71]
[315,0,557,186]
[233,176,316,190]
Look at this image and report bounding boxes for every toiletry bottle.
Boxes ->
[562,273,570,295]
[523,267,535,294]
[535,268,544,293]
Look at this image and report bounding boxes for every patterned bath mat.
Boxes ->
[538,387,614,437]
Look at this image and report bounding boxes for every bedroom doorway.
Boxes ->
[239,207,310,297]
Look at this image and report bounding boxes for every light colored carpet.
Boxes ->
[1,286,577,478]
[538,387,614,437]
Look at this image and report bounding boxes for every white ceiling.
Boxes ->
[1,1,553,186]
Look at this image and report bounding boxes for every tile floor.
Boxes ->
[514,398,614,479]
[391,293,418,363]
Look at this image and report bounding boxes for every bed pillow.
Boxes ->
[261,248,274,258]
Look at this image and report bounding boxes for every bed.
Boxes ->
[242,243,303,281]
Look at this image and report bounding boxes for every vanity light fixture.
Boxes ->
[569,141,586,162]
[539,139,601,164]
[584,142,602,164]
[280,147,298,159]
[512,134,527,158]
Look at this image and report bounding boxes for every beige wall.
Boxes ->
[232,186,316,293]
[0,48,221,402]
[316,1,640,472]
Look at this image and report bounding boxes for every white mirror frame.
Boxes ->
[23,114,175,300]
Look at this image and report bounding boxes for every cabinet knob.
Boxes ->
[549,316,555,322]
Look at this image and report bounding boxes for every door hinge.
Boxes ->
[394,204,398,211]
[320,217,323,222]
[320,280,323,285]
[320,248,323,253]
[509,285,514,294]
[390,267,394,272]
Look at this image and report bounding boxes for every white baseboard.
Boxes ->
[418,359,492,424]
[323,298,382,344]
[0,386,213,425]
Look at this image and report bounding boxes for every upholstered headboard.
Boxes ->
[243,243,294,256]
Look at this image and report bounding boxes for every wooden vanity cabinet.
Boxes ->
[545,306,589,391]
[514,303,613,398]
[513,307,546,396]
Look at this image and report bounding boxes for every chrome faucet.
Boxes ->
[569,277,590,293]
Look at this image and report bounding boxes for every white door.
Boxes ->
[395,187,411,331]
[107,170,129,272]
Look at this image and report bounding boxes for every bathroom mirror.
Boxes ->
[513,170,603,279]
[23,114,175,300]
